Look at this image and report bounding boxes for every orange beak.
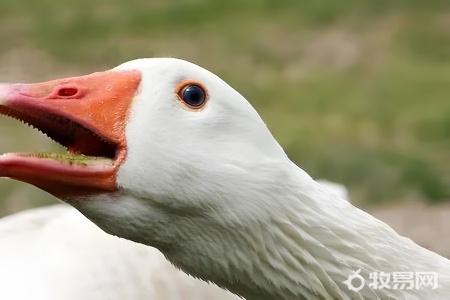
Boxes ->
[0,70,141,198]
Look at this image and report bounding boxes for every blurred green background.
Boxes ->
[0,0,449,216]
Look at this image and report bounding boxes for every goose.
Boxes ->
[0,204,240,300]
[0,58,448,300]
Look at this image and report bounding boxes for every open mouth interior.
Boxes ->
[0,106,117,165]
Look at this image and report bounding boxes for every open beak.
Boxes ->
[0,70,141,198]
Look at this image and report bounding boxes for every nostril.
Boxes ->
[57,87,78,97]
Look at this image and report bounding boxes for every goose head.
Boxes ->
[1,58,448,300]
[80,58,297,252]
[0,57,299,261]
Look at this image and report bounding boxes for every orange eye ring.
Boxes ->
[176,80,208,109]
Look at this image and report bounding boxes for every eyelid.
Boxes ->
[175,79,207,95]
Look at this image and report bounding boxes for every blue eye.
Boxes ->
[179,84,207,107]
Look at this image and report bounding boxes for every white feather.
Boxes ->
[0,205,239,300]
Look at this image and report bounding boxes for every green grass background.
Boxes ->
[0,0,449,215]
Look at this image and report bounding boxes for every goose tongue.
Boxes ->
[0,70,141,198]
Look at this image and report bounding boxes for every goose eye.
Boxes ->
[179,84,207,107]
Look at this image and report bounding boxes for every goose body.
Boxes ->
[0,58,449,299]
[0,204,239,300]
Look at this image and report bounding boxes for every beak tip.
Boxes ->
[0,84,13,105]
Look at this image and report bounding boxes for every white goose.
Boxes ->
[0,204,240,300]
[0,58,448,300]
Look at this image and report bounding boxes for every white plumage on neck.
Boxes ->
[66,58,449,300]
[0,205,239,300]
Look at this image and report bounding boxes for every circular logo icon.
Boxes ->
[343,269,365,292]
